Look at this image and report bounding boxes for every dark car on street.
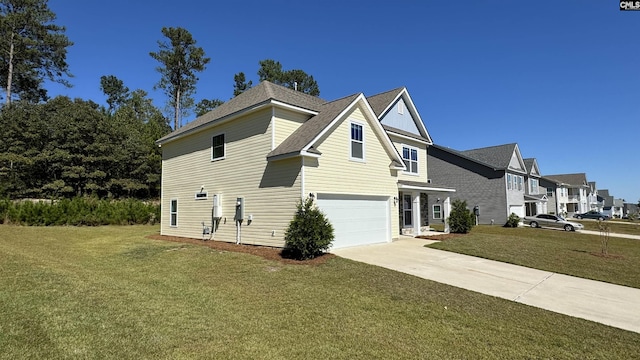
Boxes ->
[573,211,609,220]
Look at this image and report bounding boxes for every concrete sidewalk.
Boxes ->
[332,237,640,333]
[577,229,640,240]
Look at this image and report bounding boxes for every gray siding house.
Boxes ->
[427,143,527,225]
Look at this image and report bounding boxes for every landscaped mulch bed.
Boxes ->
[146,234,334,265]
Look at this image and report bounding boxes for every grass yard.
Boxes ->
[1,226,639,359]
[427,225,640,288]
[572,219,640,235]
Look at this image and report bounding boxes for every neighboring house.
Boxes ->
[539,177,559,215]
[427,143,528,225]
[156,81,454,249]
[544,173,590,217]
[599,189,624,218]
[523,158,548,216]
[624,203,639,217]
[587,181,604,212]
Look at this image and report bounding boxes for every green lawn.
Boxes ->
[572,219,640,235]
[1,226,639,359]
[427,225,640,288]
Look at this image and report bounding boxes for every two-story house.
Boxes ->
[156,81,454,249]
[544,173,589,217]
[587,181,604,212]
[523,158,548,216]
[599,189,624,218]
[427,143,528,225]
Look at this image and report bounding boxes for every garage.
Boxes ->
[316,194,390,249]
[509,205,525,218]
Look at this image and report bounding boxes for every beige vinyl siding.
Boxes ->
[390,136,429,182]
[273,108,310,149]
[161,107,301,247]
[304,105,399,239]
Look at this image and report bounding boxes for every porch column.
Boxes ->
[443,196,451,233]
[412,192,421,236]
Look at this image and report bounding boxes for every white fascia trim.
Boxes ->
[301,157,305,199]
[302,94,406,168]
[271,100,319,116]
[398,184,456,192]
[387,131,430,145]
[267,151,321,162]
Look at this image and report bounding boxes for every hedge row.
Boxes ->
[0,198,160,226]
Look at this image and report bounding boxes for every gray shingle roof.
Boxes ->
[157,81,326,144]
[544,173,588,187]
[267,93,361,159]
[383,125,430,142]
[460,143,519,170]
[367,87,404,117]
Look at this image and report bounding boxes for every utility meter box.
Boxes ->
[473,205,480,216]
[235,197,245,222]
[212,194,222,218]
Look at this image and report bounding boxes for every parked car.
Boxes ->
[573,211,609,220]
[524,214,584,232]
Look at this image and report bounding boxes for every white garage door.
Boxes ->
[316,194,390,249]
[509,205,525,218]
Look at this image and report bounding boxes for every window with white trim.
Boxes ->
[507,174,512,190]
[517,176,523,191]
[350,123,364,160]
[402,146,418,174]
[170,199,178,227]
[529,178,539,194]
[211,134,225,160]
[432,204,442,220]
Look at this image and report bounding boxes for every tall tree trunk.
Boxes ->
[6,33,15,105]
[174,87,180,129]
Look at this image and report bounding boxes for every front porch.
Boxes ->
[397,180,456,236]
[525,194,548,216]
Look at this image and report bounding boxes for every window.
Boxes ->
[350,123,364,160]
[433,204,442,220]
[517,176,523,191]
[402,146,418,174]
[547,188,554,197]
[507,174,512,190]
[529,178,539,194]
[170,199,178,227]
[211,134,225,160]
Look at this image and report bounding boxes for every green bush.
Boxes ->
[283,198,334,260]
[0,197,159,226]
[505,213,520,228]
[448,199,475,234]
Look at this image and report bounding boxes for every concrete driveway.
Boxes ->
[332,237,640,334]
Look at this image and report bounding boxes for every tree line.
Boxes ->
[0,0,320,200]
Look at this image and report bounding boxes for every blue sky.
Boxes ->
[46,0,639,203]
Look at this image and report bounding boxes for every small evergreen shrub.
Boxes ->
[448,199,475,234]
[504,213,520,228]
[283,198,334,260]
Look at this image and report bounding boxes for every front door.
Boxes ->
[403,194,412,228]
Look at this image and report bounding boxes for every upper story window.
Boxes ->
[350,122,364,160]
[517,176,523,191]
[529,178,539,194]
[402,146,418,174]
[547,188,554,197]
[211,134,225,161]
[507,174,513,190]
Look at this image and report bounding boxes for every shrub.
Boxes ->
[0,197,159,226]
[448,199,475,234]
[283,198,334,260]
[505,213,520,228]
